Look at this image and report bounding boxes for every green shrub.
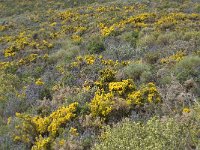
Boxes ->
[103,41,136,61]
[93,117,197,150]
[144,52,160,64]
[173,56,200,83]
[137,31,159,49]
[123,62,152,83]
[88,38,105,54]
[120,30,139,48]
[156,32,178,46]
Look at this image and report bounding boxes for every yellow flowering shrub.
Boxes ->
[99,13,155,36]
[89,90,114,117]
[47,102,78,136]
[84,55,96,65]
[127,83,161,105]
[31,136,51,150]
[71,55,96,68]
[156,13,200,30]
[14,102,79,149]
[99,68,116,83]
[108,79,136,96]
[160,51,186,64]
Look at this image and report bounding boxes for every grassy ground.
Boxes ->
[0,0,200,149]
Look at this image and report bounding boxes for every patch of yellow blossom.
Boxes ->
[101,59,118,67]
[160,51,186,64]
[59,139,65,146]
[2,30,53,60]
[127,82,161,105]
[95,68,116,89]
[108,79,136,96]
[0,61,14,70]
[71,34,82,43]
[156,13,200,30]
[0,25,6,31]
[31,136,51,150]
[48,102,78,136]
[14,102,79,149]
[42,40,53,49]
[7,117,12,125]
[71,55,96,68]
[4,47,16,57]
[74,26,87,34]
[182,108,190,113]
[99,13,155,36]
[35,78,45,86]
[69,127,79,136]
[84,55,96,65]
[89,90,114,117]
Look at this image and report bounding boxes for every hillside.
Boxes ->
[0,0,200,149]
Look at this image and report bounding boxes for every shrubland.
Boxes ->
[0,0,200,149]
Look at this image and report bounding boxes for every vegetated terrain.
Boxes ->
[0,0,200,149]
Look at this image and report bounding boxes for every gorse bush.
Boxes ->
[0,0,200,149]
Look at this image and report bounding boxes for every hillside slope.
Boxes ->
[0,0,200,149]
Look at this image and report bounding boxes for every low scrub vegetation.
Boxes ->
[0,0,200,149]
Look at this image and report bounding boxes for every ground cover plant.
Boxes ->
[0,0,200,149]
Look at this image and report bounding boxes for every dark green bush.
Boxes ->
[87,38,105,54]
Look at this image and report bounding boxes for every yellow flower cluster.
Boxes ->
[99,23,115,37]
[182,108,190,113]
[3,31,53,59]
[0,53,47,71]
[0,25,6,31]
[18,54,38,65]
[100,68,116,82]
[99,13,155,36]
[90,79,161,118]
[4,32,29,57]
[47,102,78,136]
[71,34,82,43]
[71,55,96,67]
[156,13,200,30]
[32,136,51,150]
[0,61,14,70]
[127,83,161,105]
[89,90,114,117]
[71,55,130,69]
[69,127,79,136]
[108,79,136,95]
[160,51,186,64]
[58,10,76,21]
[35,78,45,86]
[14,102,79,149]
[101,59,119,67]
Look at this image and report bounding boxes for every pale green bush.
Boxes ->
[123,62,152,83]
[174,56,200,83]
[93,116,198,150]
